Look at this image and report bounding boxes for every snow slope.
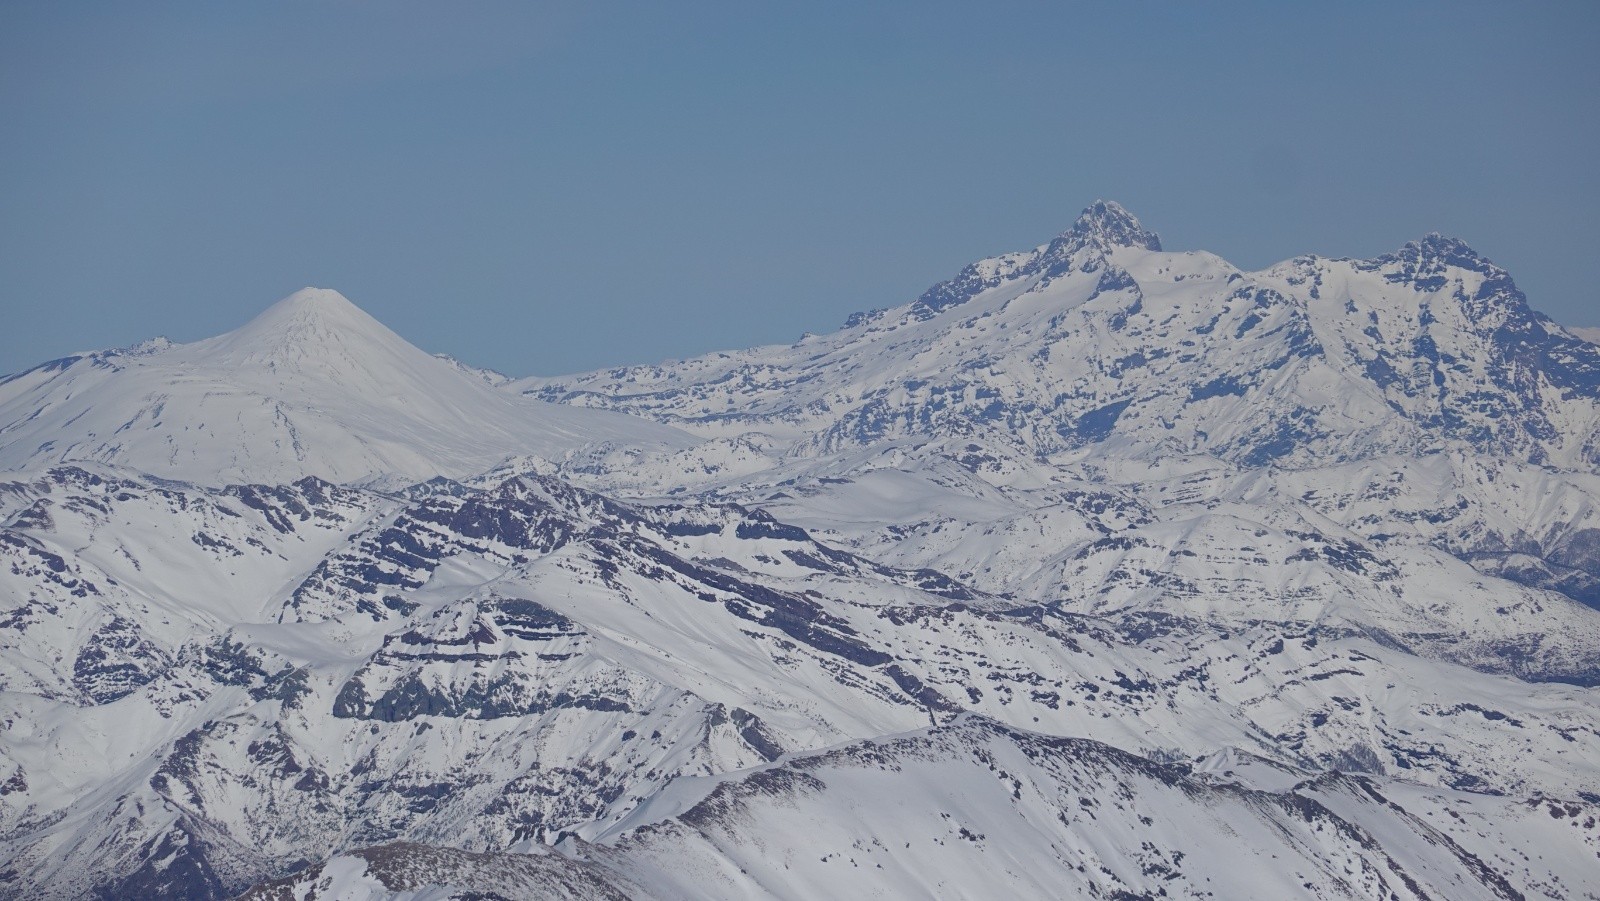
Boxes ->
[4,206,1600,900]
[0,288,696,486]
[593,717,1599,900]
[5,465,1599,898]
[240,718,1600,900]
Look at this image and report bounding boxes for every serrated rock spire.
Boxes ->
[1061,200,1162,252]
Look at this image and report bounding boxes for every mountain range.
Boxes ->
[2,202,1598,900]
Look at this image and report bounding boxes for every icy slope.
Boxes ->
[0,288,695,486]
[590,716,1598,901]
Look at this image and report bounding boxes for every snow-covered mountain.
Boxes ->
[526,201,1600,470]
[247,718,1600,900]
[4,205,1600,900]
[0,288,694,486]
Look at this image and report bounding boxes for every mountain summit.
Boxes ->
[906,200,1160,319]
[527,206,1600,470]
[222,286,378,344]
[0,289,694,485]
[1057,199,1162,252]
[198,288,436,390]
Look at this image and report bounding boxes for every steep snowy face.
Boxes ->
[1275,235,1600,467]
[0,289,696,486]
[910,198,1161,320]
[524,204,1600,471]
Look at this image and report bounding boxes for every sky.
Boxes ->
[2,1,1597,377]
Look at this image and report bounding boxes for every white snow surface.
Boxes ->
[0,288,695,486]
[4,205,1600,900]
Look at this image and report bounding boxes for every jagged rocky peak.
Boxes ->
[1413,231,1478,260]
[1367,231,1490,277]
[909,200,1162,319]
[1055,199,1162,252]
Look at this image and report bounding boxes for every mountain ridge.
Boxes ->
[4,203,1600,900]
[522,202,1600,473]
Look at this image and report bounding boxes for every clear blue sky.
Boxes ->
[3,1,1597,377]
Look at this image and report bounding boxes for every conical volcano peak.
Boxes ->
[197,286,424,380]
[277,286,357,308]
[246,287,374,331]
[221,287,394,346]
[1063,200,1162,251]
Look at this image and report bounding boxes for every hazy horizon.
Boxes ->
[4,1,1597,378]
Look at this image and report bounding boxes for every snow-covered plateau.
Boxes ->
[3,202,1598,899]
